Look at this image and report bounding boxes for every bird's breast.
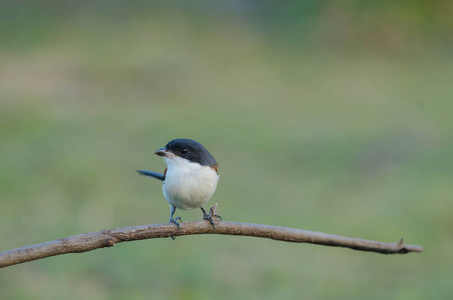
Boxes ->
[162,157,219,210]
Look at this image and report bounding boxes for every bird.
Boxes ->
[137,139,220,230]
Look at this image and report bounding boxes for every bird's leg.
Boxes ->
[201,206,221,229]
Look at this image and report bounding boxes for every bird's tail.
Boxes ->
[136,170,165,181]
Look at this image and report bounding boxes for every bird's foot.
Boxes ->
[203,212,216,229]
[169,217,182,240]
[201,205,222,229]
[170,217,182,229]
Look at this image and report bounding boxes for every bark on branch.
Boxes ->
[0,220,422,268]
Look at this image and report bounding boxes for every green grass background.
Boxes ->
[1,2,452,299]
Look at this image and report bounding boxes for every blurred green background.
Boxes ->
[1,1,452,299]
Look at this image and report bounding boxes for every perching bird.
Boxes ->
[137,139,220,229]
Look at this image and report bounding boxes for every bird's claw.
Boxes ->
[203,212,215,229]
[201,205,222,229]
[170,217,182,229]
[202,211,222,229]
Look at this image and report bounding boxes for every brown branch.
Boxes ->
[0,220,422,268]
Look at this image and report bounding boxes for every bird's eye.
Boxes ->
[180,148,188,154]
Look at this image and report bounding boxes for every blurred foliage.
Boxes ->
[1,0,452,53]
[0,1,452,299]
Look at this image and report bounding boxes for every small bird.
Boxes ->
[137,139,220,229]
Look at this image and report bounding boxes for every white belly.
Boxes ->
[162,156,219,210]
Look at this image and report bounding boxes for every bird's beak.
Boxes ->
[154,147,169,157]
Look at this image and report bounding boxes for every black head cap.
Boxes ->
[162,139,218,168]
